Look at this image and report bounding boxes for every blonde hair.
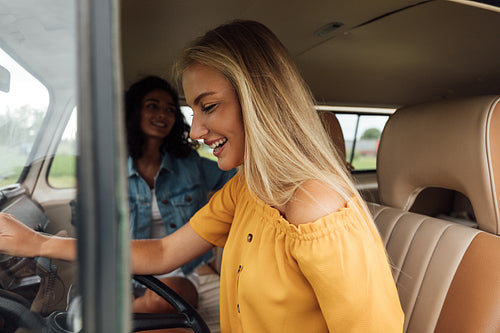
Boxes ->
[174,20,371,220]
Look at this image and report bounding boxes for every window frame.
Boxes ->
[315,105,394,174]
[76,0,131,331]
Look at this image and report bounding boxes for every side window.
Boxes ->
[48,108,78,188]
[0,49,49,188]
[183,104,391,170]
[335,113,389,171]
[180,106,216,161]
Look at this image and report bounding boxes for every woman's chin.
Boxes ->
[217,158,241,171]
[217,160,231,171]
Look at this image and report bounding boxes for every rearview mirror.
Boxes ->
[0,64,11,92]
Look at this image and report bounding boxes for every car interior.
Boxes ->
[1,0,500,332]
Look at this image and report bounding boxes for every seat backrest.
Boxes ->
[369,95,500,332]
[318,111,346,162]
[370,203,500,332]
[377,95,500,234]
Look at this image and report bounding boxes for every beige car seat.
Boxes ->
[369,95,500,332]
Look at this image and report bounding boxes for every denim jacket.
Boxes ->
[127,149,236,275]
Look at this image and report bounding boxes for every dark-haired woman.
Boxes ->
[125,76,235,314]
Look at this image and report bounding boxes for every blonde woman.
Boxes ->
[0,20,403,332]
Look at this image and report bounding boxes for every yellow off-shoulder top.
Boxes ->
[190,173,403,332]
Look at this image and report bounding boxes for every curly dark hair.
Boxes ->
[125,76,199,159]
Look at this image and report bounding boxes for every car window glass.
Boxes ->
[181,105,216,160]
[184,105,390,170]
[0,1,82,331]
[48,107,77,188]
[0,48,49,188]
[336,113,389,171]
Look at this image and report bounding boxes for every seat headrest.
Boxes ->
[319,111,346,162]
[377,95,500,234]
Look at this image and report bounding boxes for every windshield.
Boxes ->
[0,0,80,331]
[0,49,49,187]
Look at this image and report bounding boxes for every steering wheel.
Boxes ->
[133,275,210,333]
[0,289,49,333]
[0,275,210,332]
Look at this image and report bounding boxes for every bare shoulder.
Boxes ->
[284,179,347,226]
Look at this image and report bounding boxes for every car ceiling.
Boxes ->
[1,1,498,109]
[0,0,76,99]
[121,0,500,108]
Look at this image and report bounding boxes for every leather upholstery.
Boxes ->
[371,203,500,333]
[377,95,500,234]
[370,203,477,332]
[434,232,500,333]
[370,95,500,332]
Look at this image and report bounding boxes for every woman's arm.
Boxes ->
[0,213,75,260]
[131,223,214,275]
[0,213,213,275]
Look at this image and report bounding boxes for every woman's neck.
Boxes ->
[135,140,163,188]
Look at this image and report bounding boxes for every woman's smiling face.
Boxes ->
[140,89,176,141]
[183,63,245,171]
